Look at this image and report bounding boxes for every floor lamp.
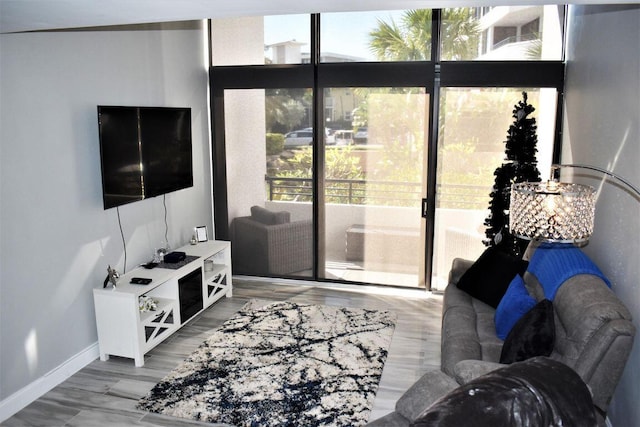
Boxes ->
[509,164,640,244]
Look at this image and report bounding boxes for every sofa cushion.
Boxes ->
[250,205,290,225]
[500,299,555,364]
[441,285,504,376]
[456,246,529,308]
[495,275,537,340]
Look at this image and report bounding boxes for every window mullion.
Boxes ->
[432,9,442,63]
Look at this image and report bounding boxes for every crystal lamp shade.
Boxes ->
[510,181,596,243]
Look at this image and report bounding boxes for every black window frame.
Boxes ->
[209,9,566,289]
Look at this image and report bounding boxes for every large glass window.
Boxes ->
[442,6,564,60]
[210,8,564,290]
[321,10,432,62]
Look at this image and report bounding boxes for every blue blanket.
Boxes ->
[527,245,611,300]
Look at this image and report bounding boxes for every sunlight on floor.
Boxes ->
[235,274,440,301]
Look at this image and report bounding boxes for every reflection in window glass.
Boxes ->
[321,10,431,62]
[441,6,564,61]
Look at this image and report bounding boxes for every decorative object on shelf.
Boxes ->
[510,163,640,243]
[103,265,119,289]
[154,247,168,263]
[190,234,198,245]
[195,225,208,242]
[138,295,158,312]
[484,92,542,258]
[204,259,215,272]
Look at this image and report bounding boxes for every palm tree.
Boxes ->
[369,9,480,61]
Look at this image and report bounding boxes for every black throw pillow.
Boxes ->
[500,299,555,364]
[456,246,529,308]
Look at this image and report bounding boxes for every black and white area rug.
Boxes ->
[137,300,396,427]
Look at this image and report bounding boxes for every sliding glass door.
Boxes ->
[221,85,431,287]
[320,87,429,287]
[430,87,558,291]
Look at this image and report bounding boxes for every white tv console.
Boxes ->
[93,240,232,367]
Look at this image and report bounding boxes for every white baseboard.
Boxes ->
[0,341,99,422]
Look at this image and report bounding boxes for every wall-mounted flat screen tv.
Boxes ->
[98,106,193,209]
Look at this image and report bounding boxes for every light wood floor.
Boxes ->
[4,279,443,427]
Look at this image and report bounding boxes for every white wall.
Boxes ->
[564,5,640,426]
[0,21,212,406]
[211,17,267,225]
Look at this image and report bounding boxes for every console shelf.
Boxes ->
[93,240,232,366]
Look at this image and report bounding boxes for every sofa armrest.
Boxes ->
[453,360,505,384]
[448,258,474,285]
[395,370,459,421]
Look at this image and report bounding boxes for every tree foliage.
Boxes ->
[369,9,480,61]
[265,88,310,134]
[276,146,364,181]
[266,133,284,156]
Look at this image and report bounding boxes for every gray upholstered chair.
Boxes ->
[230,206,312,276]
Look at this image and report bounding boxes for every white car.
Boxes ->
[284,130,313,147]
[302,127,336,145]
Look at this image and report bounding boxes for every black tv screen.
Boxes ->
[98,106,193,209]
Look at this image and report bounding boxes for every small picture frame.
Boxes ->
[195,226,208,242]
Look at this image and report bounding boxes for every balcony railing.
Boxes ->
[265,176,489,209]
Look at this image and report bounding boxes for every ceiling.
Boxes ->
[0,0,627,34]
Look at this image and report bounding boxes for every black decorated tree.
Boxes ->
[484,92,541,258]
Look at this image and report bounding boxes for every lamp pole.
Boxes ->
[550,164,640,196]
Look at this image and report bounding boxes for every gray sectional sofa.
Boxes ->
[367,244,635,426]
